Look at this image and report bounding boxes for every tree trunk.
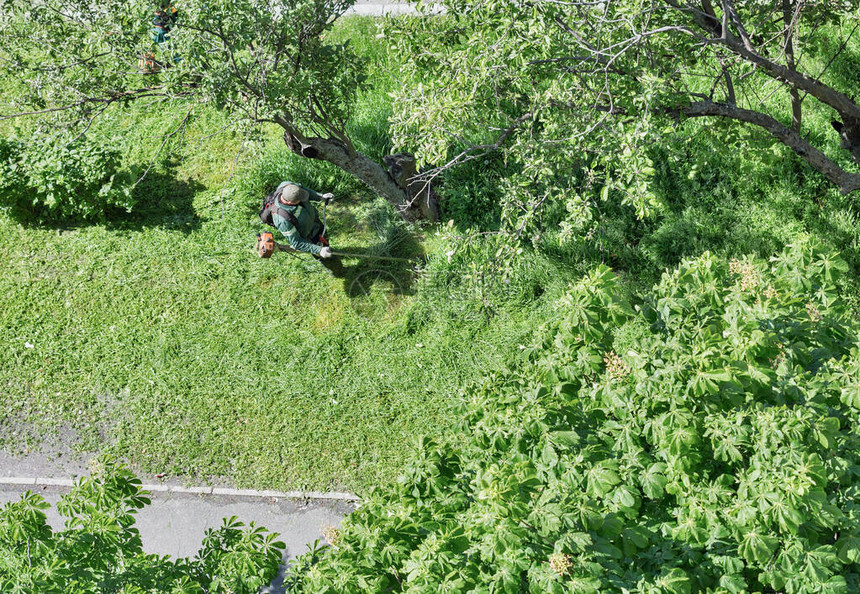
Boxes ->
[833,116,860,167]
[275,118,439,223]
[782,0,802,132]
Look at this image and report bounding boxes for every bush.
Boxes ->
[0,133,135,222]
[294,240,860,592]
[0,458,284,593]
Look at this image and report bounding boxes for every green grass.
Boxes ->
[0,17,570,492]
[0,184,560,490]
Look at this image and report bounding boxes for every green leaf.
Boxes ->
[719,574,747,593]
[658,568,691,594]
[837,535,860,563]
[640,465,668,499]
[611,486,637,510]
[586,463,621,498]
[551,431,579,447]
[622,525,650,549]
[840,382,860,409]
[738,531,778,565]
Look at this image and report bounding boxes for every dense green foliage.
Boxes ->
[388,2,860,237]
[4,8,860,591]
[296,242,860,592]
[0,134,133,221]
[0,0,362,135]
[0,459,283,593]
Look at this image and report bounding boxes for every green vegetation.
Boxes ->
[2,2,860,591]
[0,17,566,491]
[294,242,860,592]
[0,133,135,221]
[0,458,283,593]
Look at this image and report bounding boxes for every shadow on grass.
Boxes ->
[261,192,427,298]
[2,162,204,233]
[105,165,205,233]
[325,232,425,299]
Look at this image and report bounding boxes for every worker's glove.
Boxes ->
[321,192,334,203]
[319,246,333,259]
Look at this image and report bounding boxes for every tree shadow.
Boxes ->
[2,162,204,234]
[435,152,505,232]
[317,196,427,298]
[625,135,814,272]
[104,165,205,233]
[325,232,425,299]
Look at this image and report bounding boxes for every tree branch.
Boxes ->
[681,100,860,194]
[412,112,534,184]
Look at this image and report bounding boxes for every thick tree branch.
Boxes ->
[721,0,754,50]
[671,3,860,122]
[681,100,860,194]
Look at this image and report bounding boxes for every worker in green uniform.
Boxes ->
[152,2,179,45]
[140,2,179,73]
[270,181,335,259]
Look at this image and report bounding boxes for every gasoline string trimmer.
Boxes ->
[255,232,418,263]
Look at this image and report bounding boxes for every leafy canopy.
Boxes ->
[0,0,363,138]
[295,240,860,592]
[388,1,860,238]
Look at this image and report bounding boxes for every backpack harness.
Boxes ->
[259,190,328,247]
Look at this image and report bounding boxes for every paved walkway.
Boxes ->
[350,0,442,15]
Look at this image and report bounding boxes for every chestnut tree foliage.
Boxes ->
[0,0,436,219]
[294,241,860,592]
[390,0,860,239]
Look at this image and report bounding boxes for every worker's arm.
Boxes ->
[273,216,322,256]
[297,184,332,203]
[281,181,332,203]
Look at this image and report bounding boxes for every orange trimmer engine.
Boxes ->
[256,232,275,258]
[138,52,161,74]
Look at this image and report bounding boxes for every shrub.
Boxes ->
[294,240,860,592]
[0,458,284,593]
[0,133,135,222]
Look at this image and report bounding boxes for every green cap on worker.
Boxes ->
[277,183,308,205]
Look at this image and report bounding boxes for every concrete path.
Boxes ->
[0,451,357,593]
[351,0,417,15]
[350,0,442,15]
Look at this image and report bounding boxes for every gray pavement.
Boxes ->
[0,485,353,558]
[351,0,417,15]
[350,0,442,15]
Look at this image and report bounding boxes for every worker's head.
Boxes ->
[277,183,307,205]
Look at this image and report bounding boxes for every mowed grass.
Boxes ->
[0,207,539,491]
[0,16,558,491]
[0,124,549,491]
